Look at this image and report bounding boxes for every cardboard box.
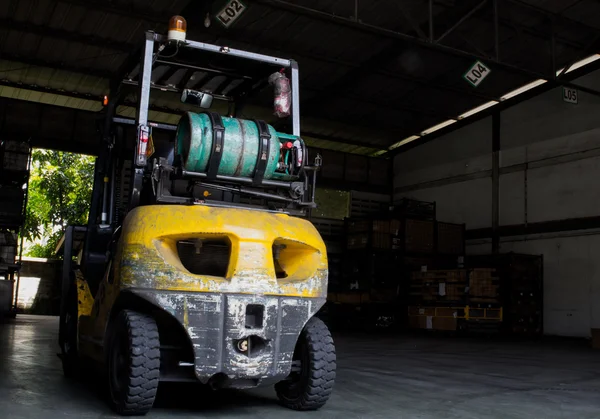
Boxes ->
[405,219,434,253]
[436,308,458,317]
[437,222,465,255]
[409,315,427,329]
[413,269,467,282]
[408,306,435,316]
[347,219,371,233]
[372,220,390,233]
[408,314,457,331]
[390,219,402,236]
[334,292,370,305]
[372,232,391,249]
[347,233,368,249]
[433,317,457,331]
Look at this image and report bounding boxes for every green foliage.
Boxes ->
[23,149,95,258]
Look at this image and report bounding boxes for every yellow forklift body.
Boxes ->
[116,204,328,296]
[78,204,328,384]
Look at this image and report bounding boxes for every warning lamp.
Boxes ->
[168,15,187,42]
[102,95,108,106]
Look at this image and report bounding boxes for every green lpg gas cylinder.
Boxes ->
[176,112,302,181]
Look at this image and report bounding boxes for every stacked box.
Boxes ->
[389,219,401,236]
[371,232,391,249]
[347,233,369,249]
[404,219,434,253]
[410,270,468,303]
[469,268,500,303]
[407,306,460,331]
[372,220,390,233]
[391,198,436,220]
[370,287,399,303]
[328,291,370,305]
[346,232,393,250]
[346,219,392,250]
[437,222,465,255]
[346,219,371,233]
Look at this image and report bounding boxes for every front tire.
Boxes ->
[107,310,160,416]
[275,317,336,411]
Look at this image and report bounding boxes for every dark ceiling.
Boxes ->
[1,0,600,155]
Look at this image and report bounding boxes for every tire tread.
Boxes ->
[275,317,336,411]
[109,310,160,416]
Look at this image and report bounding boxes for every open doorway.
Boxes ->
[15,149,94,313]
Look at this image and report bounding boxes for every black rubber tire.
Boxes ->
[275,316,336,411]
[107,310,160,416]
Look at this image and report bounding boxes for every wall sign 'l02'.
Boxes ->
[463,61,491,87]
[217,0,247,28]
[562,86,578,104]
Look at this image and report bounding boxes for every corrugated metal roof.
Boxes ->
[0,0,599,155]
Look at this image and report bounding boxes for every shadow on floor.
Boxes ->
[67,365,280,416]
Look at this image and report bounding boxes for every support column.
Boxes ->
[492,112,500,253]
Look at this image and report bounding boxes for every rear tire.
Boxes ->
[107,310,160,416]
[275,317,336,411]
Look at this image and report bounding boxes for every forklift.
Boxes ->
[59,16,335,415]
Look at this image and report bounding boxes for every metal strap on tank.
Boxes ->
[252,119,271,186]
[205,112,225,180]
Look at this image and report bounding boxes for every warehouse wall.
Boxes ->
[393,68,600,338]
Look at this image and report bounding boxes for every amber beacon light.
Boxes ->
[168,15,187,42]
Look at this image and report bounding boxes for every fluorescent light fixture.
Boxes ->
[556,54,600,76]
[458,101,499,119]
[500,79,547,101]
[371,150,387,157]
[420,119,457,135]
[388,135,420,150]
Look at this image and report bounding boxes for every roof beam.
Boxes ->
[296,1,486,117]
[195,26,501,102]
[0,52,114,79]
[0,79,103,102]
[56,0,167,24]
[252,0,574,80]
[302,86,454,120]
[302,131,385,150]
[505,0,599,34]
[0,18,135,52]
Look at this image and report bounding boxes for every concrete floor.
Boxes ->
[2,316,600,418]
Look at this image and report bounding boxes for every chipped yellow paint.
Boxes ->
[115,205,328,298]
[183,298,189,329]
[76,270,94,318]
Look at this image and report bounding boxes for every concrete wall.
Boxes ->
[17,257,60,315]
[393,69,600,338]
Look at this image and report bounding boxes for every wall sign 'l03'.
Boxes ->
[463,61,491,87]
[217,0,247,28]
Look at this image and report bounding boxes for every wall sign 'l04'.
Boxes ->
[217,0,247,28]
[463,61,491,87]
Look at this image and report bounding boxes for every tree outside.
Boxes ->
[23,149,95,258]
